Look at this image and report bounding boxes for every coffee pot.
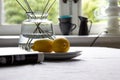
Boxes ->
[78,16,92,35]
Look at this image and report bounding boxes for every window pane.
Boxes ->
[82,0,107,23]
[4,0,59,24]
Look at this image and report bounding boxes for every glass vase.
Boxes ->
[19,12,55,51]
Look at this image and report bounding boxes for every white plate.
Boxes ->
[44,51,81,60]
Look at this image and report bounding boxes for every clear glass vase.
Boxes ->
[19,12,55,51]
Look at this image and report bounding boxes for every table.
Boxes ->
[0,47,120,80]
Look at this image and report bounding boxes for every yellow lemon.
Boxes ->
[52,38,70,53]
[31,39,53,52]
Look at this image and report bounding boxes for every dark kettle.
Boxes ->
[78,16,92,35]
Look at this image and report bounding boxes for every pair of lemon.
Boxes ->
[31,38,70,53]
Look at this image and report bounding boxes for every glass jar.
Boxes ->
[19,12,55,51]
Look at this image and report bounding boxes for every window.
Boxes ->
[81,0,108,34]
[4,0,59,24]
[81,0,120,34]
[0,0,82,35]
[0,0,59,35]
[0,0,120,35]
[0,0,120,48]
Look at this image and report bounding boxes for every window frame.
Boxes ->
[0,0,4,25]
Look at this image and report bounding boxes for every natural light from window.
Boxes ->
[3,0,108,24]
[0,0,120,35]
[4,0,59,24]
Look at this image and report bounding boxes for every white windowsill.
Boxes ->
[0,34,120,48]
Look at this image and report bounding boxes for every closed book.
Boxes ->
[0,47,44,66]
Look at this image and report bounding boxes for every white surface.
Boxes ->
[0,47,120,80]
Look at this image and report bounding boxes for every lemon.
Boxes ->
[31,39,53,52]
[52,38,70,52]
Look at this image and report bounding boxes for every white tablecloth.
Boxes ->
[0,47,120,80]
